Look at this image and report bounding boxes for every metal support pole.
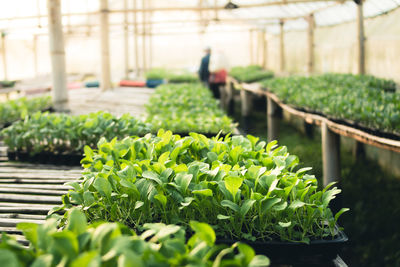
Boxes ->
[100,0,111,91]
[123,0,129,79]
[279,20,285,73]
[240,89,252,117]
[307,14,315,74]
[261,30,267,69]
[1,32,7,80]
[142,0,147,73]
[267,97,280,142]
[249,29,254,65]
[357,0,365,75]
[47,0,68,111]
[133,0,139,76]
[322,122,341,186]
[354,0,366,158]
[33,35,39,76]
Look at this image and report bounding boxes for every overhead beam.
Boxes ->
[0,0,351,22]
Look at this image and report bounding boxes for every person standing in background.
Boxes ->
[198,47,211,86]
[208,49,229,99]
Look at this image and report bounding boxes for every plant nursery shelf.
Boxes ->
[239,81,400,153]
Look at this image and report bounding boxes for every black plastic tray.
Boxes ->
[217,230,348,265]
[7,151,82,166]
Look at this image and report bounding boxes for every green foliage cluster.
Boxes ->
[0,209,269,267]
[0,80,16,88]
[230,66,274,83]
[0,96,51,126]
[145,68,198,83]
[145,84,236,134]
[262,74,400,134]
[0,111,151,155]
[60,130,348,243]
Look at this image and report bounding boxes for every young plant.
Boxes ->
[230,66,274,83]
[0,96,51,127]
[0,111,151,156]
[262,74,400,135]
[145,84,237,134]
[60,130,348,243]
[0,208,269,266]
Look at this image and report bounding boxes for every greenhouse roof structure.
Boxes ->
[1,0,400,36]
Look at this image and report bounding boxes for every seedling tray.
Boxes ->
[217,230,348,265]
[8,151,82,166]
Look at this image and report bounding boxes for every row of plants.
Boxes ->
[145,68,199,83]
[0,208,269,266]
[59,130,348,247]
[0,111,151,157]
[0,96,52,127]
[0,80,16,88]
[261,74,400,135]
[230,66,274,83]
[145,84,236,134]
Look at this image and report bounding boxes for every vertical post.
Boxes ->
[249,29,254,65]
[36,0,42,28]
[279,20,285,73]
[133,0,139,76]
[261,30,267,69]
[321,123,341,186]
[354,0,366,157]
[123,0,129,79]
[307,14,315,74]
[357,0,365,75]
[142,0,147,73]
[267,97,280,142]
[47,0,68,111]
[1,32,7,80]
[33,35,39,76]
[100,0,111,91]
[214,0,218,20]
[148,0,153,70]
[240,89,252,117]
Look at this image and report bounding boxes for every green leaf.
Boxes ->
[154,193,167,209]
[51,230,79,259]
[17,223,38,247]
[239,199,256,217]
[248,255,270,267]
[217,214,231,220]
[322,187,341,207]
[192,189,213,197]
[261,197,281,214]
[278,221,292,228]
[0,249,19,267]
[224,176,243,200]
[66,209,87,235]
[71,251,100,267]
[289,200,306,210]
[31,255,53,267]
[174,173,193,194]
[142,171,162,185]
[335,208,350,222]
[237,243,255,265]
[190,221,216,246]
[93,177,112,199]
[221,200,239,212]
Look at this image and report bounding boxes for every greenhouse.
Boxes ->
[0,0,399,266]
